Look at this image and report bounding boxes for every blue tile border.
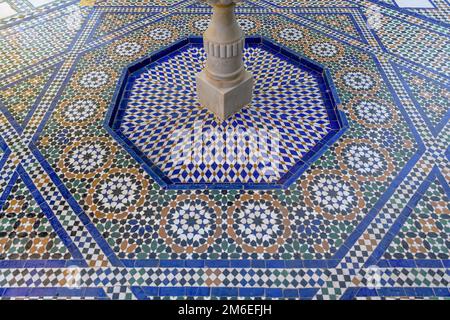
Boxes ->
[0,0,79,30]
[120,258,334,269]
[0,149,11,175]
[393,0,437,10]
[0,287,108,298]
[27,144,123,267]
[366,166,449,268]
[264,5,450,81]
[131,286,319,299]
[0,2,447,300]
[11,165,86,262]
[0,171,19,211]
[297,11,370,45]
[105,35,347,191]
[0,259,87,269]
[257,0,450,30]
[20,63,63,132]
[350,286,450,299]
[64,28,430,270]
[0,101,22,134]
[361,0,450,29]
[393,63,450,137]
[376,259,450,268]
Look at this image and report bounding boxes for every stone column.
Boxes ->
[196,0,254,120]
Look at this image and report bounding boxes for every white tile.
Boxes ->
[28,0,57,7]
[395,0,435,8]
[0,2,17,19]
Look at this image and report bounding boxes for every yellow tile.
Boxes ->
[79,0,95,6]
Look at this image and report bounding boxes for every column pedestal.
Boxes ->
[197,70,253,120]
[196,0,254,121]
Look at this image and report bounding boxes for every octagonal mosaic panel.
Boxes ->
[106,36,347,189]
[0,0,448,300]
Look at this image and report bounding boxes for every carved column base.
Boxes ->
[196,70,253,121]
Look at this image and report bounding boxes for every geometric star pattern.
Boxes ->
[0,0,448,300]
[111,38,346,188]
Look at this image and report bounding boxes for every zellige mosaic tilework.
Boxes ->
[0,0,448,300]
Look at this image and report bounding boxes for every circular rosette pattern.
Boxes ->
[56,94,106,127]
[108,40,144,61]
[86,168,149,220]
[303,37,344,63]
[276,24,309,42]
[336,139,394,182]
[58,137,117,179]
[336,68,381,95]
[159,194,222,254]
[72,67,118,93]
[107,37,346,189]
[193,18,211,32]
[301,169,365,221]
[148,27,173,41]
[348,96,398,129]
[227,194,291,253]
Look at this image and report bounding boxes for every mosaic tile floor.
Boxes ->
[0,0,449,300]
[109,37,346,188]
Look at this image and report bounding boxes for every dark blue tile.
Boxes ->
[442,260,450,268]
[299,288,318,298]
[403,287,416,296]
[245,36,262,45]
[131,287,149,300]
[185,260,205,268]
[285,260,303,268]
[251,260,266,268]
[65,260,87,268]
[159,260,185,267]
[414,287,434,297]
[375,260,390,268]
[303,260,327,268]
[265,260,285,268]
[239,288,265,297]
[265,288,283,298]
[188,36,203,44]
[229,260,251,268]
[415,260,443,268]
[24,260,47,268]
[0,260,25,268]
[211,287,239,297]
[262,39,281,53]
[377,287,406,297]
[77,211,92,225]
[44,260,67,268]
[134,260,159,268]
[356,287,378,297]
[186,287,210,296]
[205,260,230,268]
[433,288,450,297]
[283,289,299,298]
[388,259,416,268]
[280,48,300,62]
[159,287,186,296]
[327,260,340,268]
[3,288,30,297]
[142,287,159,296]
